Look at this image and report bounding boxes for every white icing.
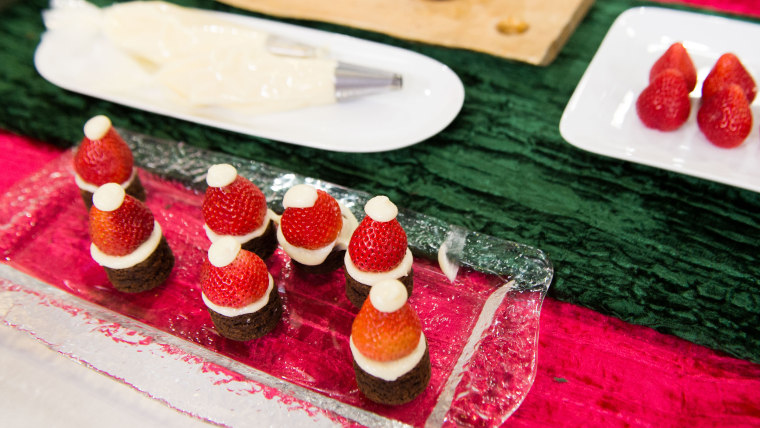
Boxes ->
[75,167,136,193]
[208,236,241,267]
[204,210,276,244]
[206,163,237,188]
[90,220,162,269]
[344,248,412,284]
[364,195,398,222]
[275,202,358,266]
[83,115,111,140]
[438,242,459,283]
[202,274,275,317]
[369,279,408,313]
[282,184,318,209]
[349,335,426,381]
[92,182,125,211]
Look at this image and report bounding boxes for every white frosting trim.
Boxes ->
[92,182,125,211]
[90,220,162,269]
[208,236,241,267]
[364,196,398,222]
[83,115,111,140]
[344,248,412,284]
[204,210,276,244]
[369,279,408,313]
[282,184,318,209]
[202,274,274,317]
[206,163,237,188]
[350,335,426,381]
[75,167,137,194]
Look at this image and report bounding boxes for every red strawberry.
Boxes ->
[697,84,753,148]
[349,216,407,272]
[200,243,269,308]
[636,68,691,131]
[89,185,154,256]
[702,53,757,103]
[203,174,268,236]
[74,116,134,186]
[280,188,342,250]
[351,286,421,362]
[650,42,697,92]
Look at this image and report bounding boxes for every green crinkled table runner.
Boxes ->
[1,0,758,363]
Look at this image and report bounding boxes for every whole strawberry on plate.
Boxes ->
[350,279,430,405]
[200,237,281,341]
[650,42,697,92]
[89,183,173,293]
[637,68,692,131]
[74,115,145,209]
[202,164,277,260]
[277,184,357,274]
[345,195,414,307]
[702,53,757,103]
[698,83,753,148]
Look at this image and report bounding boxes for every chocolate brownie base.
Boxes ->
[353,343,431,405]
[80,174,146,210]
[104,236,174,293]
[345,268,414,308]
[240,220,278,260]
[292,249,346,274]
[208,285,282,341]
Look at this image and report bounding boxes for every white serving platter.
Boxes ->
[560,7,760,193]
[34,2,464,153]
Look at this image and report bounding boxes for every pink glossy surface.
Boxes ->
[0,151,540,426]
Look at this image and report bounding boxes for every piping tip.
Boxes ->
[334,63,403,100]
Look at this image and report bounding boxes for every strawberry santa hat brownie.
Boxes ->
[200,236,282,341]
[277,184,357,274]
[202,164,278,260]
[344,195,413,307]
[88,183,174,293]
[73,115,145,209]
[350,278,430,405]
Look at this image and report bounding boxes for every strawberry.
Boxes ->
[203,172,268,236]
[349,216,407,272]
[697,84,753,148]
[200,242,269,308]
[636,68,691,131]
[74,116,134,186]
[280,188,342,250]
[650,42,697,92]
[89,184,154,256]
[702,53,757,103]
[351,283,422,362]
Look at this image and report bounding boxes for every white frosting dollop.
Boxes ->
[92,182,125,211]
[90,220,162,269]
[208,236,241,267]
[344,248,413,285]
[206,163,237,188]
[202,274,275,317]
[282,184,318,209]
[204,209,276,244]
[369,278,408,313]
[83,114,111,140]
[75,167,137,194]
[350,335,426,381]
[365,195,398,222]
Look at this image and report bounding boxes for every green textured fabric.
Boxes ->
[1,0,759,363]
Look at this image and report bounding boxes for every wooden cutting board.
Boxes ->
[216,0,594,66]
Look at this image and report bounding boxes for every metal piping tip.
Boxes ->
[334,63,403,100]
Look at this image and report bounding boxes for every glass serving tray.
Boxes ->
[0,130,552,427]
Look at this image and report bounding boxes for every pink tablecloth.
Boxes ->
[2,129,759,427]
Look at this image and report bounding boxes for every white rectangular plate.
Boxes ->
[34,2,464,153]
[560,7,760,192]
